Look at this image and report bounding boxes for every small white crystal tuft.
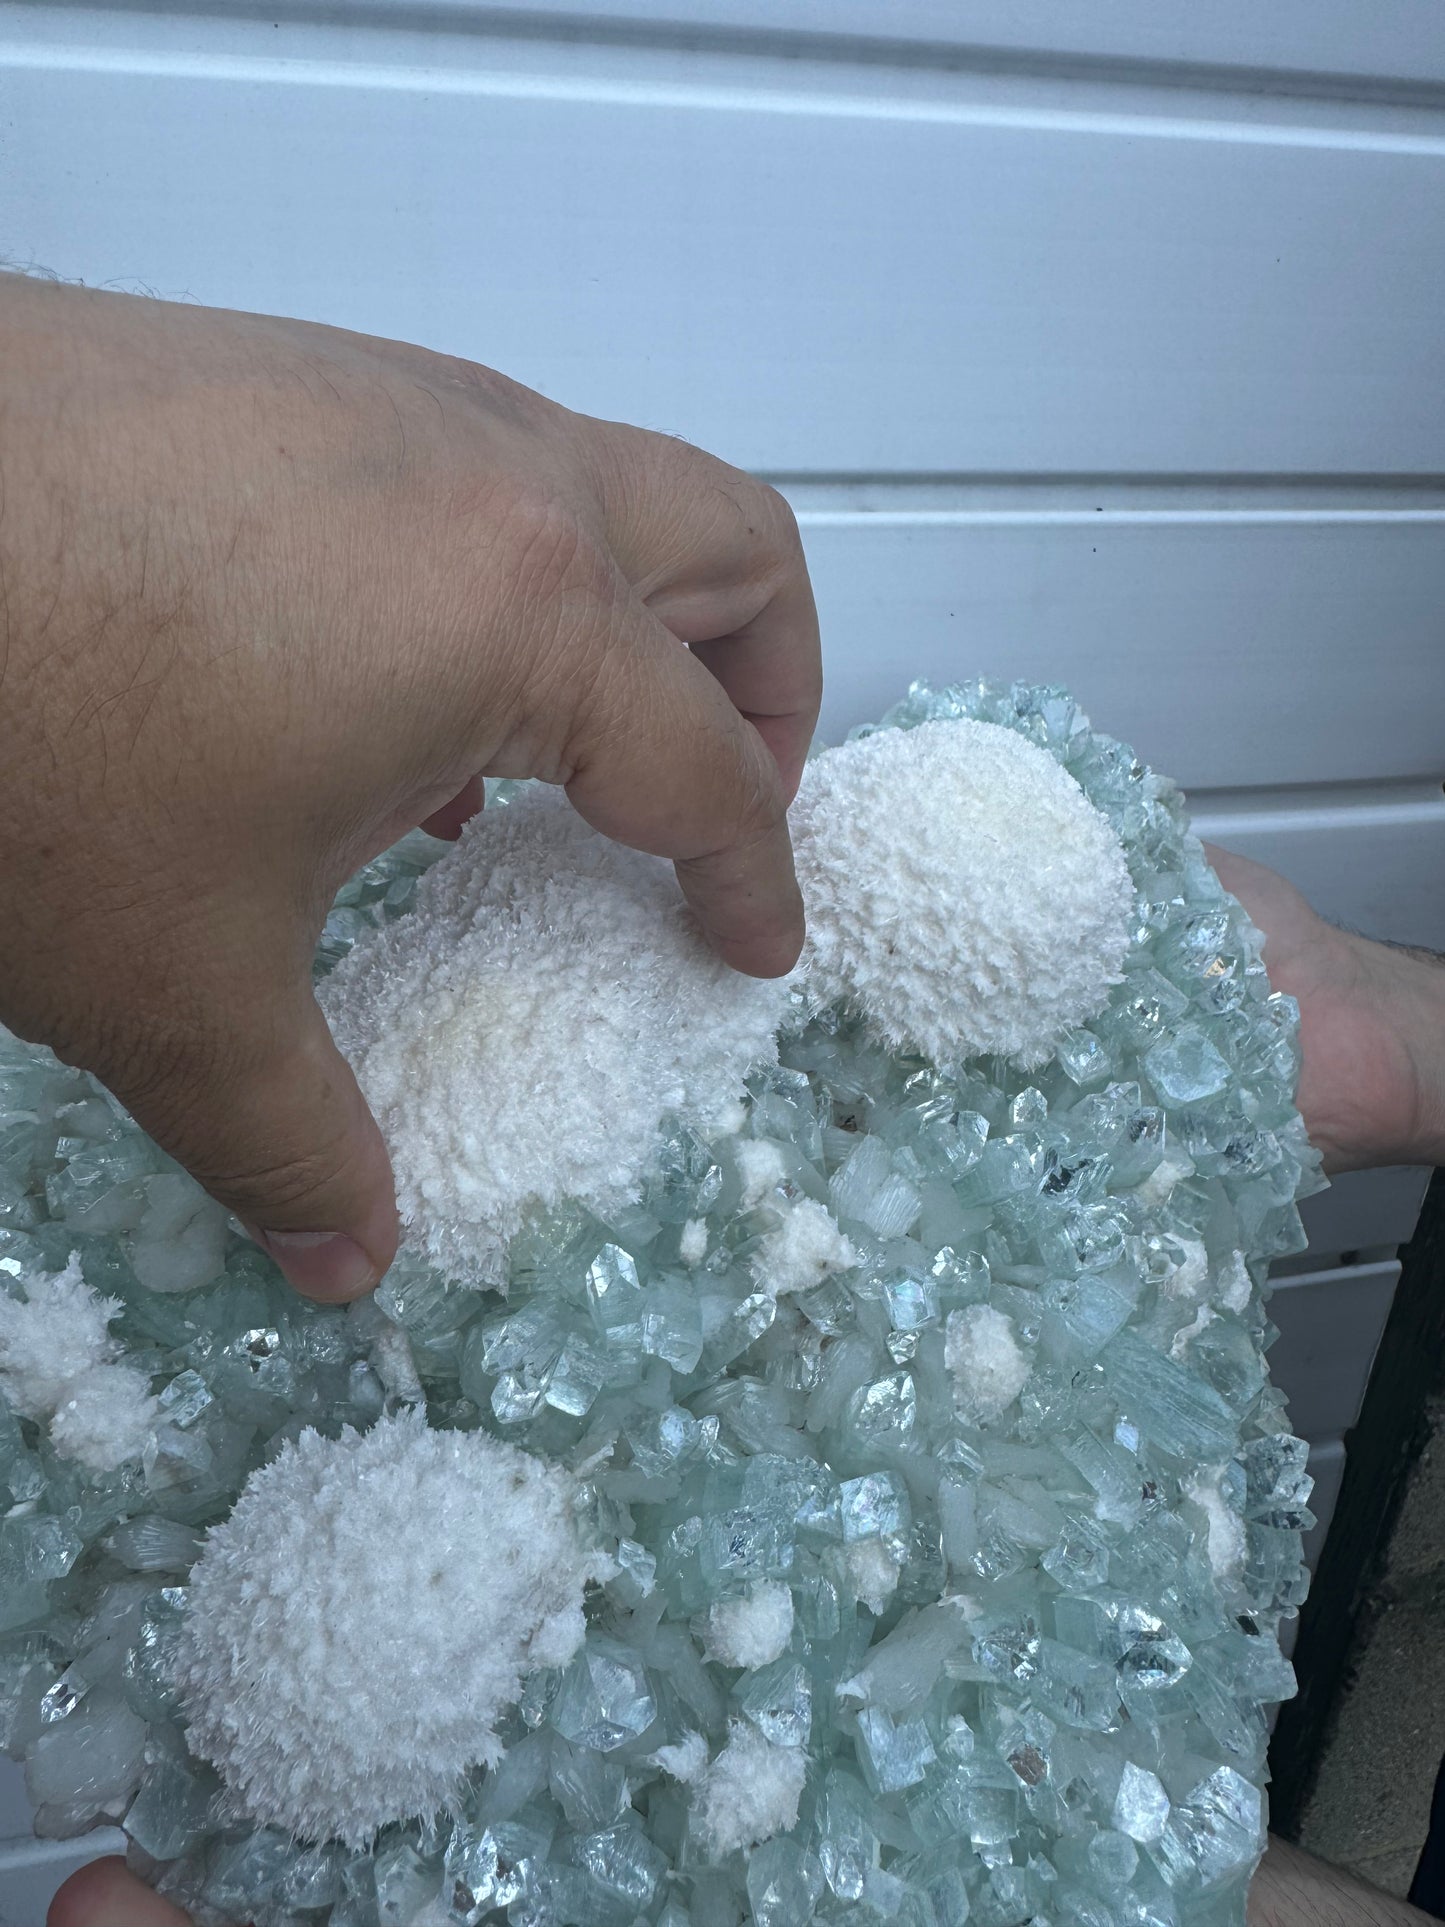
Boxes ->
[1218,1250,1253,1314]
[1160,1237,1210,1302]
[0,1253,158,1471]
[752,1197,855,1298]
[702,1581,795,1669]
[1186,1469,1248,1585]
[50,1364,160,1471]
[650,1731,709,1784]
[944,1306,1031,1424]
[735,1139,788,1209]
[842,1538,904,1615]
[0,1253,122,1417]
[792,719,1134,1068]
[693,1720,807,1857]
[173,1409,607,1845]
[678,1218,709,1268]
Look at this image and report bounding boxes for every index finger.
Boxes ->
[578,422,822,798]
[560,577,805,979]
[689,542,821,800]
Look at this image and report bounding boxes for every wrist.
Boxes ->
[1331,928,1445,1171]
[1370,933,1445,1169]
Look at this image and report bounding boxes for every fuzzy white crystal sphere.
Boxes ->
[321,790,787,1282]
[173,1410,606,1846]
[792,719,1134,1067]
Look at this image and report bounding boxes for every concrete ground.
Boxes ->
[1296,1401,1445,1893]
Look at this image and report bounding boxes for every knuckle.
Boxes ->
[431,350,549,427]
[753,480,805,554]
[724,738,789,843]
[499,489,608,607]
[192,1135,355,1218]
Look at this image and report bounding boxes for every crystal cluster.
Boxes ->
[0,681,1322,1927]
[318,710,1135,1286]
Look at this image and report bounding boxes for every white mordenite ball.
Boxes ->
[0,1253,158,1472]
[320,790,787,1282]
[173,1410,609,1846]
[791,719,1134,1068]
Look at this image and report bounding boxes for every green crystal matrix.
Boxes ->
[0,682,1321,1927]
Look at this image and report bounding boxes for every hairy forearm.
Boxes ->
[1251,1837,1436,1927]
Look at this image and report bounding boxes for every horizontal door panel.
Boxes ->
[1191,792,1445,951]
[0,1832,128,1923]
[3,21,1444,476]
[372,1,1445,90]
[798,517,1445,789]
[1295,1169,1430,1261]
[1300,1438,1348,1576]
[1269,1261,1399,1440]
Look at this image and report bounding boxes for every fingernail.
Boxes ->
[255,1229,377,1301]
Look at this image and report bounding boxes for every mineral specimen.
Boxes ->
[0,679,1322,1927]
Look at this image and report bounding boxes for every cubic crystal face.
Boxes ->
[0,681,1319,1925]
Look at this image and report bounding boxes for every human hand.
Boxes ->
[0,278,819,1302]
[1207,846,1445,1174]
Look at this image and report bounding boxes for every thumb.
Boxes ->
[49,1856,195,1927]
[102,984,399,1304]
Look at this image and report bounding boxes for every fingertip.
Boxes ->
[113,995,401,1309]
[562,581,809,978]
[251,1227,381,1302]
[249,1141,400,1302]
[420,774,486,841]
[49,1856,192,1927]
[696,891,806,980]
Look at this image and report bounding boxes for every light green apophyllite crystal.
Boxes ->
[0,681,1323,1927]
